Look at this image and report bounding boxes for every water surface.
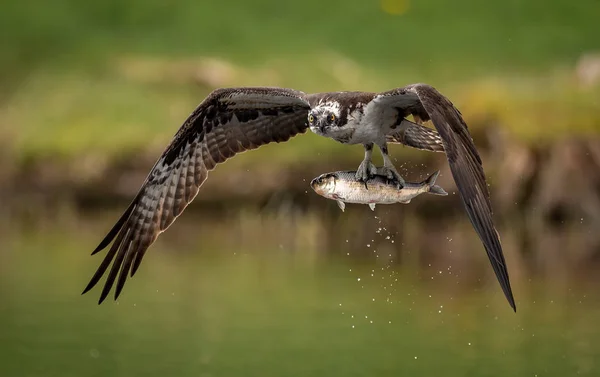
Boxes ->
[1,210,598,377]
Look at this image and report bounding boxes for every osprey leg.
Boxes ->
[378,142,405,189]
[355,143,377,182]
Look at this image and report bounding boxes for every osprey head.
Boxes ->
[308,102,342,136]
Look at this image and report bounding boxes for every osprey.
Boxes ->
[82,83,517,312]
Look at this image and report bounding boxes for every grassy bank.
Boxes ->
[2,59,600,171]
[1,0,599,170]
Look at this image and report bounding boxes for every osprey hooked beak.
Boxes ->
[308,111,337,134]
[308,113,324,133]
[317,119,327,133]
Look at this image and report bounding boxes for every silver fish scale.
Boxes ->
[332,172,426,204]
[310,170,446,211]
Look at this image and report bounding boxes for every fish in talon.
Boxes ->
[82,83,516,312]
[310,170,447,212]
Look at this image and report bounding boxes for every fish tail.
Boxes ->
[424,171,448,196]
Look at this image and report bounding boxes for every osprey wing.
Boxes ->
[82,87,311,304]
[386,118,445,152]
[373,83,516,312]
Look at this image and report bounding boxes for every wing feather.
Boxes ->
[83,87,311,303]
[374,83,516,311]
[387,119,445,152]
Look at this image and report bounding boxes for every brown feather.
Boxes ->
[375,83,516,311]
[387,119,445,152]
[83,87,311,304]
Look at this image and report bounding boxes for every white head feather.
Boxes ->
[313,101,341,118]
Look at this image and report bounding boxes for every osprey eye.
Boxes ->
[329,114,335,122]
[308,114,315,123]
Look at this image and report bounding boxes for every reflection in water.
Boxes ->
[1,207,599,377]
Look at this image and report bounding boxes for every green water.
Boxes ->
[1,212,598,377]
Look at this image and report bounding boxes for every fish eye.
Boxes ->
[308,114,315,123]
[329,114,335,122]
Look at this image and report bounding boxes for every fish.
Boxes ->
[310,170,448,212]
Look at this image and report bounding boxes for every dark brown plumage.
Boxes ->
[387,121,446,152]
[374,84,516,311]
[82,87,312,303]
[82,83,516,312]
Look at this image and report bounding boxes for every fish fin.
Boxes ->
[399,199,411,204]
[336,200,346,212]
[429,185,448,196]
[424,170,448,196]
[368,203,376,211]
[423,170,441,186]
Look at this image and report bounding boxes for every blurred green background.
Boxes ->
[1,0,600,376]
